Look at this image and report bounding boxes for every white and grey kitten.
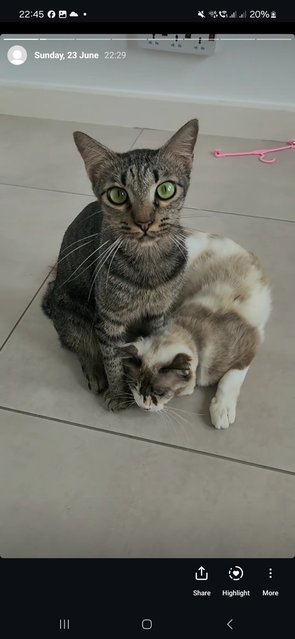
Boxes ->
[121,230,271,429]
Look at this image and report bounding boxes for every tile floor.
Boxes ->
[0,114,294,558]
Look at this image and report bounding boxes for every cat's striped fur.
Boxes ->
[41,120,199,410]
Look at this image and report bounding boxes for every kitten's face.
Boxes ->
[73,120,198,244]
[120,335,196,412]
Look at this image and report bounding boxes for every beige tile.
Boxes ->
[0,210,294,472]
[0,115,141,194]
[0,184,93,346]
[0,409,293,558]
[133,129,295,221]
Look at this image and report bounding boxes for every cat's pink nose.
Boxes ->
[135,221,153,232]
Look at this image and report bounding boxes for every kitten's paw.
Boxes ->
[103,389,129,412]
[209,396,236,430]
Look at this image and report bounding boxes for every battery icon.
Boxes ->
[270,11,276,18]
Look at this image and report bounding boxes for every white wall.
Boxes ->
[1,33,294,139]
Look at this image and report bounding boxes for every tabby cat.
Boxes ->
[41,120,199,410]
[121,231,271,428]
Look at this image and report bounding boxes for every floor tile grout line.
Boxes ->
[1,182,294,225]
[1,405,294,478]
[128,128,144,150]
[183,206,295,224]
[0,181,94,197]
[0,272,53,352]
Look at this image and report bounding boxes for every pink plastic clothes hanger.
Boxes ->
[213,140,295,164]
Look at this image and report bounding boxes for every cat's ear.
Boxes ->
[73,131,117,186]
[168,353,192,370]
[161,119,199,167]
[165,353,192,377]
[118,343,142,363]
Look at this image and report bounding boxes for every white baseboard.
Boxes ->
[1,84,294,140]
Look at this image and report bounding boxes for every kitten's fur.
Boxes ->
[121,231,271,428]
[41,120,199,410]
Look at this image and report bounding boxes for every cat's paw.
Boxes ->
[209,395,236,429]
[87,375,108,394]
[81,364,107,394]
[103,389,129,412]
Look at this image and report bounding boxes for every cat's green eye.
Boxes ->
[107,187,128,205]
[156,181,176,200]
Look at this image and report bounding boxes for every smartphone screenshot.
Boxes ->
[0,4,294,636]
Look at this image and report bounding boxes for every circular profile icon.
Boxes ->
[7,45,28,65]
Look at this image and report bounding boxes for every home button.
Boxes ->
[142,618,153,630]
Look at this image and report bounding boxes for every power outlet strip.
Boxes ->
[138,34,216,56]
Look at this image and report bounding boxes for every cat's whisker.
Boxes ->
[88,238,122,301]
[161,407,172,427]
[88,238,120,301]
[169,406,205,417]
[170,235,187,259]
[88,239,121,273]
[157,409,170,430]
[87,239,121,292]
[58,240,111,288]
[116,399,136,408]
[169,409,188,432]
[107,392,134,399]
[174,240,187,254]
[59,233,99,255]
[63,240,114,282]
[175,235,188,248]
[56,239,94,267]
[172,231,187,245]
[106,390,134,399]
[162,407,181,439]
[124,378,137,387]
[105,238,124,290]
[177,233,188,243]
[77,212,100,224]
[165,407,189,445]
[166,406,191,428]
[181,226,202,233]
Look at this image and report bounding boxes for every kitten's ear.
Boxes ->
[73,131,117,186]
[169,353,192,369]
[117,343,141,361]
[161,119,199,167]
